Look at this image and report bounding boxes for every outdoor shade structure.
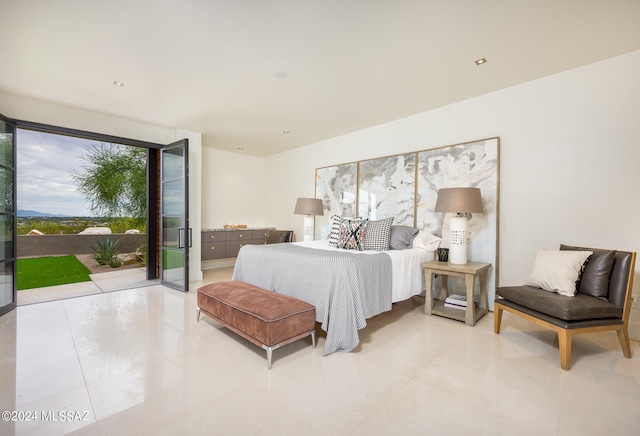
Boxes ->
[435,187,483,264]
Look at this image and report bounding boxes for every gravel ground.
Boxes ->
[74,254,144,274]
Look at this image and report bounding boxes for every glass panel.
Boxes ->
[162,248,184,288]
[162,144,183,181]
[0,168,14,213]
[0,261,13,308]
[162,180,183,216]
[0,215,13,259]
[0,120,14,166]
[0,117,15,315]
[162,216,181,248]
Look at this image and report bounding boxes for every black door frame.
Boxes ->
[0,113,17,316]
[7,118,165,283]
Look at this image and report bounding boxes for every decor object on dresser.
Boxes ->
[294,198,324,242]
[434,187,483,264]
[494,245,636,370]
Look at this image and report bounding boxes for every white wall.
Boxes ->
[200,147,266,229]
[263,50,640,337]
[0,92,177,145]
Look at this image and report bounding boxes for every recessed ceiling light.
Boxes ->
[274,71,288,79]
[282,131,290,134]
[113,80,125,87]
[474,58,487,65]
[236,147,244,151]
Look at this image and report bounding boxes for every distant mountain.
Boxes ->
[17,210,70,217]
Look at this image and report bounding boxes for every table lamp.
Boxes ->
[434,187,483,264]
[294,198,323,242]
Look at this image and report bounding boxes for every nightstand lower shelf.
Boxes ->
[430,299,488,325]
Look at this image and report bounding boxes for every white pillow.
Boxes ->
[412,231,442,251]
[524,250,592,297]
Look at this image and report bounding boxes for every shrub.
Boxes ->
[135,243,147,265]
[91,237,120,266]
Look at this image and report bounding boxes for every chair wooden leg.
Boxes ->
[494,305,503,334]
[617,328,632,358]
[558,330,572,370]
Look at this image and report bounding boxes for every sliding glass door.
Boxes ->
[0,115,16,316]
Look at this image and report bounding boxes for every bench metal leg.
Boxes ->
[262,331,315,370]
[196,306,201,322]
[262,344,280,370]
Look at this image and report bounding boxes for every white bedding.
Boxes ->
[292,239,435,302]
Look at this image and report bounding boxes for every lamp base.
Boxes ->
[448,216,468,264]
[303,216,314,242]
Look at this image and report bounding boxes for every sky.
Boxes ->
[17,129,99,216]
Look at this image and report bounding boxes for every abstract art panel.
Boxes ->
[358,153,415,225]
[417,138,499,305]
[315,162,357,239]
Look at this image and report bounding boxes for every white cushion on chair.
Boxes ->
[524,249,593,297]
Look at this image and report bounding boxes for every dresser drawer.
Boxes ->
[251,230,269,239]
[251,230,269,244]
[201,231,226,243]
[201,242,226,260]
[225,240,247,258]
[225,230,251,241]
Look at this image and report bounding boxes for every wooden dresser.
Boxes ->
[201,228,272,261]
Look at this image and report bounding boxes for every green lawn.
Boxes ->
[17,255,92,290]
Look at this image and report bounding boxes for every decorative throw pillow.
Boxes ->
[328,215,342,247]
[337,218,368,250]
[524,249,593,297]
[412,230,442,251]
[363,217,394,250]
[560,244,616,300]
[389,225,420,249]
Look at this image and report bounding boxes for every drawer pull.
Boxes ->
[210,245,215,250]
[239,234,243,238]
[210,235,215,239]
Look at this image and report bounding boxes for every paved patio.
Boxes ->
[17,267,160,305]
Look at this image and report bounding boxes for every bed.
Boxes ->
[231,237,437,355]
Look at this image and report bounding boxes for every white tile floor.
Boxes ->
[1,267,640,435]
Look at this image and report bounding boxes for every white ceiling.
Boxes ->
[2,1,639,157]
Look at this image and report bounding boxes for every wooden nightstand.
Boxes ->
[422,260,491,326]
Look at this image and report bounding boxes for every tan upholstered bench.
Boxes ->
[197,281,316,369]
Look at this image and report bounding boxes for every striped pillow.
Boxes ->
[328,215,342,247]
[363,217,394,251]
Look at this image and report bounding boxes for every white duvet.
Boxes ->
[292,239,436,302]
